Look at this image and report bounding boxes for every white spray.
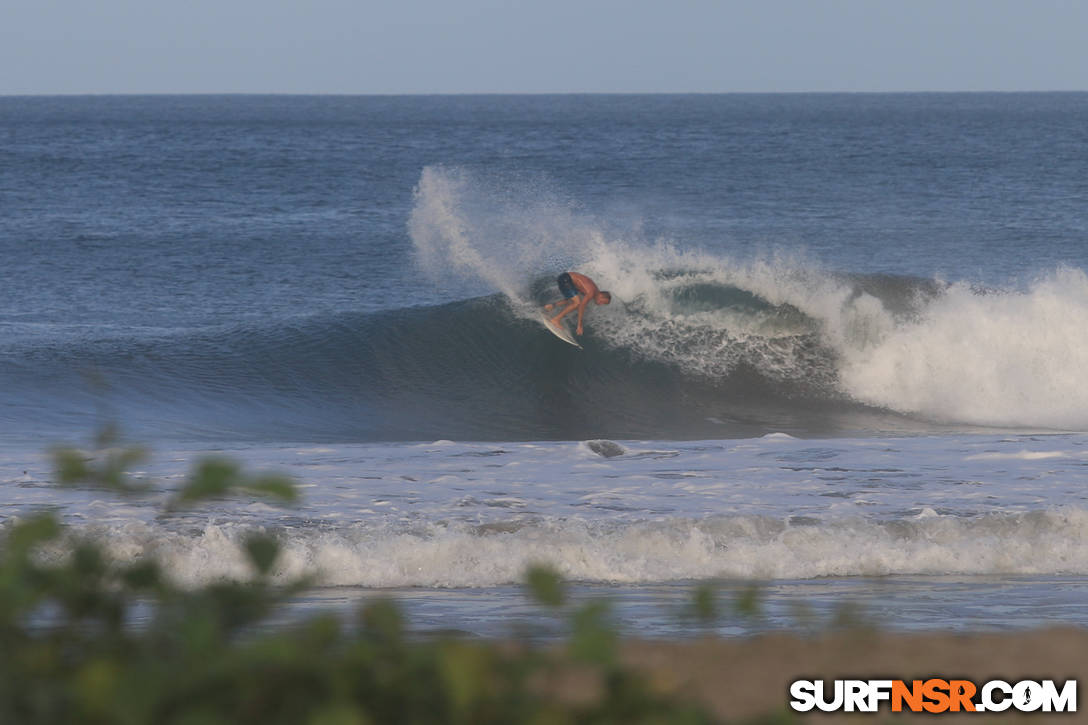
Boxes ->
[408,166,1088,430]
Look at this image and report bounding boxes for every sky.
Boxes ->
[3,0,1087,94]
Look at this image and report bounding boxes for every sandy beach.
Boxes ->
[620,628,1086,722]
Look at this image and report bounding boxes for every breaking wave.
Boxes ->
[3,166,1087,442]
[34,508,1088,588]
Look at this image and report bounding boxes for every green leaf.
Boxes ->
[734,582,763,619]
[53,448,91,484]
[51,436,149,494]
[176,458,239,502]
[690,583,719,623]
[241,475,299,504]
[569,601,616,666]
[169,458,298,508]
[4,513,62,560]
[121,560,162,590]
[244,533,281,577]
[438,641,490,714]
[307,703,370,725]
[74,658,120,716]
[360,598,403,642]
[525,564,565,608]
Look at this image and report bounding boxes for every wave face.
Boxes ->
[405,166,1088,436]
[0,294,859,441]
[5,165,1088,442]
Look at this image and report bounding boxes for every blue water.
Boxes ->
[5,94,1086,328]
[3,94,1088,636]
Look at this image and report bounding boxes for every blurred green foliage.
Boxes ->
[51,423,150,495]
[0,437,726,724]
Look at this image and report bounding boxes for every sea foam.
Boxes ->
[38,508,1088,589]
[409,165,1088,431]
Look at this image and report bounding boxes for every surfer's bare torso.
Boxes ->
[544,272,611,336]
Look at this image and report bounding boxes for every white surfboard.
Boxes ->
[539,312,582,349]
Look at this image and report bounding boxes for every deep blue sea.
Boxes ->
[3,94,1088,636]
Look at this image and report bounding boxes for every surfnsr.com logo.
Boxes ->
[789,679,1077,714]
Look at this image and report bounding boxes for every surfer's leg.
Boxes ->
[550,297,579,325]
[549,273,580,318]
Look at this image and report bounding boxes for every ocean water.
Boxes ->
[2,93,1088,636]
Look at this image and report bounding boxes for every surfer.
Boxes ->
[543,272,611,336]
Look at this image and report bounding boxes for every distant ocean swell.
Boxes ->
[40,508,1088,588]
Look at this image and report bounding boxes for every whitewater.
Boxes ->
[3,93,1088,636]
[410,164,1088,433]
[8,430,1088,634]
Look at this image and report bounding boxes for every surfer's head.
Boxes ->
[595,291,612,305]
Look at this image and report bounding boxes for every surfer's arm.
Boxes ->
[575,298,589,335]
